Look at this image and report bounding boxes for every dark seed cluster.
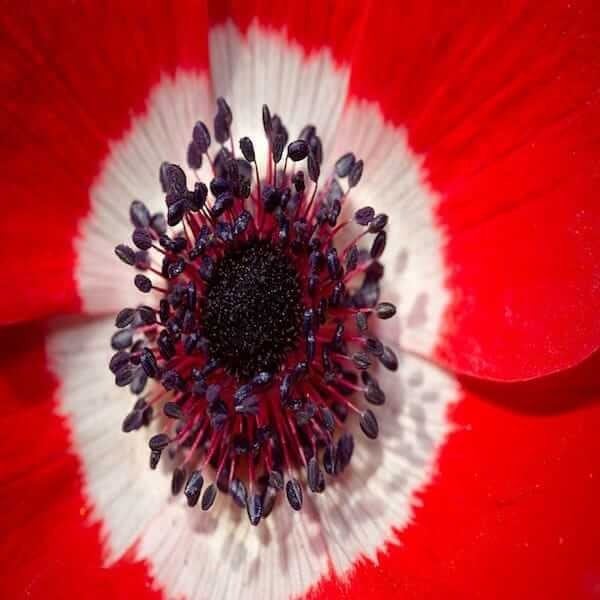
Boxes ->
[110,99,398,526]
[203,241,302,379]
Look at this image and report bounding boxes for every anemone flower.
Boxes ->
[1,2,599,599]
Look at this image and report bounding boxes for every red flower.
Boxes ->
[1,2,599,599]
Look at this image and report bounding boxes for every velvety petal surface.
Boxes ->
[0,1,209,324]
[341,0,600,380]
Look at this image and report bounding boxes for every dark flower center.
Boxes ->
[109,98,398,526]
[203,240,302,379]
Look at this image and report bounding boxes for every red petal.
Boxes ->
[0,323,161,599]
[0,2,209,325]
[308,351,600,599]
[344,1,600,379]
[207,0,367,62]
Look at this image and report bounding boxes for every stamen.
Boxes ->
[109,100,397,523]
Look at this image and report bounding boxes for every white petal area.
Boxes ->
[49,316,458,600]
[331,101,449,357]
[209,22,349,178]
[76,71,214,314]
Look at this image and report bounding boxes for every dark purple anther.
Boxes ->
[115,367,134,387]
[239,136,255,162]
[348,159,364,188]
[149,433,170,451]
[346,245,359,271]
[365,383,385,406]
[370,231,387,259]
[171,468,186,495]
[360,409,379,439]
[115,307,136,329]
[111,328,133,351]
[187,141,203,170]
[149,449,162,470]
[287,139,309,162]
[375,302,396,319]
[115,244,136,265]
[201,484,217,510]
[286,479,303,511]
[262,104,272,138]
[379,346,399,371]
[355,311,368,333]
[184,470,204,507]
[122,410,144,433]
[247,494,263,526]
[160,163,188,199]
[163,402,183,420]
[335,433,354,473]
[235,394,260,416]
[130,200,151,228]
[109,350,130,374]
[307,457,325,493]
[354,206,375,226]
[365,337,384,358]
[167,200,185,226]
[334,152,356,178]
[134,274,152,293]
[303,308,315,335]
[138,305,156,325]
[192,121,211,152]
[132,228,152,251]
[299,124,316,141]
[272,133,286,163]
[140,347,158,378]
[368,213,388,233]
[190,182,208,211]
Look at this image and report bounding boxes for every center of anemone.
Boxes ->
[110,98,399,525]
[203,240,302,379]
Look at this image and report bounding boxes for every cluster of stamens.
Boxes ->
[109,98,398,525]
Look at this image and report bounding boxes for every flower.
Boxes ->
[1,2,599,600]
[112,99,399,521]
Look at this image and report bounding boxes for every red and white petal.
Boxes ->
[77,22,350,318]
[309,354,600,599]
[0,323,159,600]
[344,0,600,380]
[78,73,213,314]
[209,23,349,177]
[0,1,209,325]
[48,314,458,600]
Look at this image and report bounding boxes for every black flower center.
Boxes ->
[203,240,302,379]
